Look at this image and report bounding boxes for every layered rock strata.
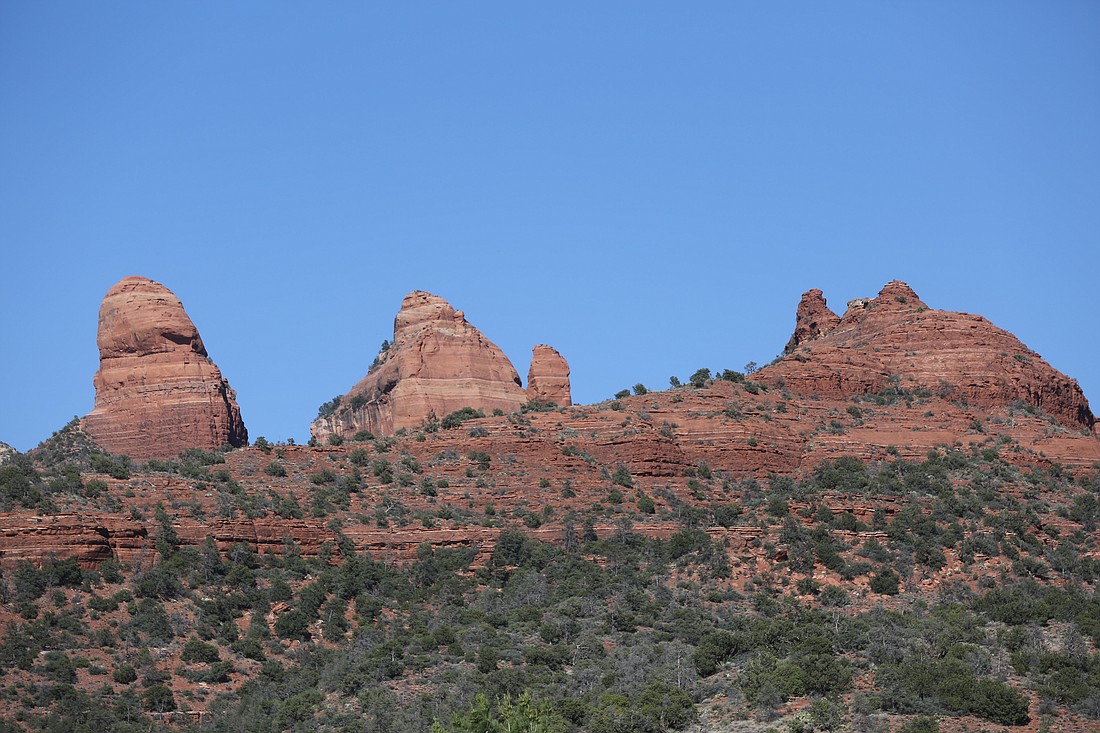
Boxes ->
[84,276,247,460]
[311,291,525,440]
[526,344,571,406]
[769,280,1095,432]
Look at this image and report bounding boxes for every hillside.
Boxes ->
[0,282,1098,733]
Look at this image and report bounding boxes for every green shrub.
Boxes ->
[274,609,312,641]
[263,461,287,477]
[143,684,176,712]
[113,663,137,684]
[467,451,491,471]
[42,651,76,682]
[689,368,711,388]
[441,407,485,429]
[870,569,900,595]
[90,453,132,479]
[181,638,220,663]
[520,401,558,413]
[611,465,634,488]
[898,716,939,733]
[316,396,342,420]
[433,691,565,733]
[713,504,742,527]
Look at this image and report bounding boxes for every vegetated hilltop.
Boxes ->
[0,281,1098,733]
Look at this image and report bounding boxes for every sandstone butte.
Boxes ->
[766,280,1096,434]
[526,343,572,406]
[310,291,527,441]
[82,276,248,461]
[0,441,15,466]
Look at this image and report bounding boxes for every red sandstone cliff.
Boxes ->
[83,276,247,460]
[767,280,1095,432]
[310,291,525,440]
[526,344,571,406]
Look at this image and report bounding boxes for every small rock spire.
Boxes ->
[527,345,571,406]
[784,288,840,353]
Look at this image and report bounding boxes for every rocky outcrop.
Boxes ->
[0,513,149,568]
[526,344,571,406]
[311,291,525,440]
[0,442,16,466]
[83,277,247,460]
[768,280,1095,432]
[784,288,840,354]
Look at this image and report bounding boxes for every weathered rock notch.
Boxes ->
[526,344,571,406]
[83,276,247,460]
[770,280,1095,432]
[310,291,526,440]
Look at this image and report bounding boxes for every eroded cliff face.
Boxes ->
[83,277,247,460]
[768,280,1095,432]
[526,344,571,406]
[310,291,525,440]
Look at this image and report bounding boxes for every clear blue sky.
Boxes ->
[2,2,1098,452]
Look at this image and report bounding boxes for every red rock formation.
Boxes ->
[784,288,840,354]
[770,280,1095,432]
[9,277,1097,576]
[83,276,247,460]
[311,291,525,439]
[0,513,149,568]
[526,344,571,406]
